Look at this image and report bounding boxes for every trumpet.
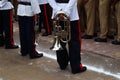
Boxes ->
[50,11,71,51]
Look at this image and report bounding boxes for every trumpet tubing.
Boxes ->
[50,11,71,51]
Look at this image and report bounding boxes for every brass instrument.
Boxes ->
[50,11,71,51]
[34,15,40,45]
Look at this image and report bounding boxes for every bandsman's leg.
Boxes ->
[82,0,96,39]
[3,10,18,49]
[112,1,120,45]
[94,0,111,42]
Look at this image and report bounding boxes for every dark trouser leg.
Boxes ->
[25,17,36,57]
[0,11,4,46]
[39,5,44,32]
[18,16,28,55]
[56,42,69,70]
[43,4,51,34]
[69,20,81,72]
[3,10,15,46]
[19,16,36,57]
[39,4,52,35]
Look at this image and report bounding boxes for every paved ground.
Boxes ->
[82,37,120,60]
[0,21,120,80]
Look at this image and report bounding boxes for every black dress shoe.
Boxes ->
[94,37,107,42]
[93,33,97,37]
[0,43,4,47]
[82,34,93,39]
[107,35,114,39]
[21,53,28,56]
[72,64,87,74]
[30,53,43,59]
[5,45,19,49]
[42,32,48,36]
[0,37,4,47]
[112,40,120,45]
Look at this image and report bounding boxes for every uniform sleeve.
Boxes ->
[63,0,78,16]
[30,0,41,15]
[47,0,62,14]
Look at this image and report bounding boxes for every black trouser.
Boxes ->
[18,16,37,57]
[0,10,15,46]
[56,20,81,72]
[39,3,52,34]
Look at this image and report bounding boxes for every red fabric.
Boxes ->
[10,10,14,45]
[44,4,50,34]
[77,20,82,51]
[79,64,83,69]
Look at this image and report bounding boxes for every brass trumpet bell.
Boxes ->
[50,36,63,51]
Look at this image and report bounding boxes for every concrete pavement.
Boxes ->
[0,21,120,80]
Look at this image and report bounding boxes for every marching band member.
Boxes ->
[48,0,87,74]
[0,0,19,49]
[17,0,43,59]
